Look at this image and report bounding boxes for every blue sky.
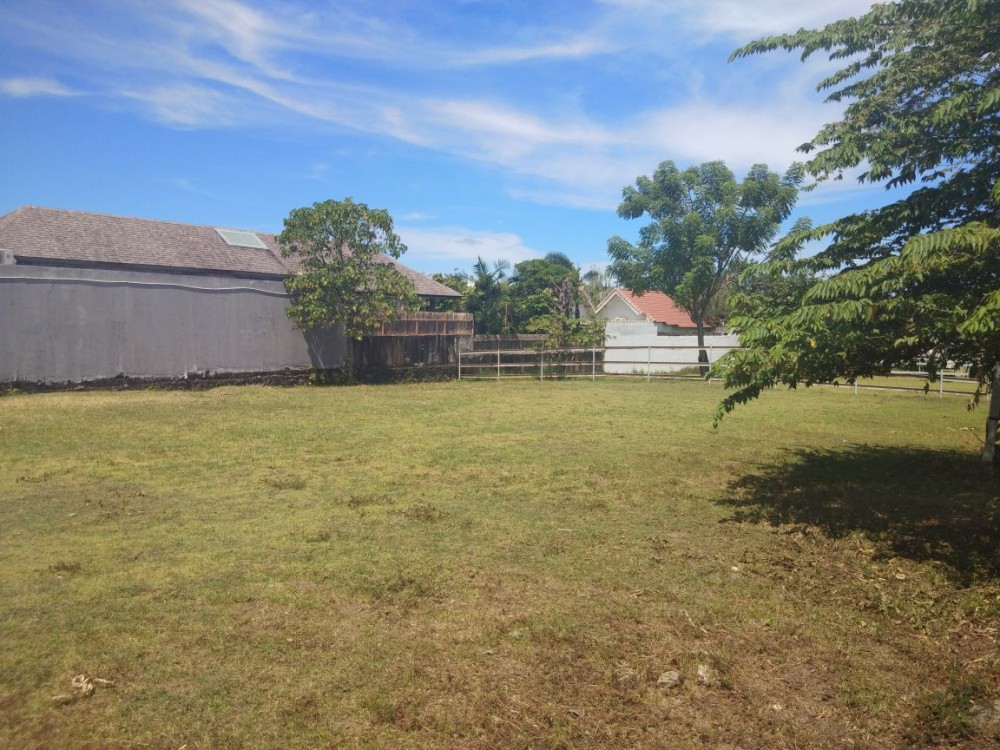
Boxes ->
[0,0,887,275]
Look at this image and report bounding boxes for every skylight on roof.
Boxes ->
[215,228,267,249]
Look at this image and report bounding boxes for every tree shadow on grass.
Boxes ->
[720,446,1000,584]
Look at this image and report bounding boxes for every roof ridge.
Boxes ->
[0,205,31,234]
[615,287,696,327]
[0,205,461,297]
[7,205,278,238]
[613,287,643,317]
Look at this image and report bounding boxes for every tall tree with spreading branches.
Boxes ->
[607,160,802,369]
[714,0,1000,462]
[279,198,421,374]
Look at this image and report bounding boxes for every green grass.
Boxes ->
[1,380,998,749]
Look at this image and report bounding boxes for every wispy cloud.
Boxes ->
[598,0,877,37]
[301,162,331,181]
[454,35,613,66]
[123,83,243,127]
[0,0,872,211]
[169,177,217,197]
[397,225,541,267]
[0,76,77,98]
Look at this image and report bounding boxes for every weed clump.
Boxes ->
[905,677,988,746]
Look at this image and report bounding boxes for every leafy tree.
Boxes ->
[509,256,581,329]
[542,251,576,270]
[278,198,421,373]
[538,252,582,319]
[715,0,1000,462]
[465,257,512,334]
[526,314,605,350]
[429,270,471,312]
[732,253,823,322]
[607,160,802,368]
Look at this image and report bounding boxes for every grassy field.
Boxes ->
[1,380,998,749]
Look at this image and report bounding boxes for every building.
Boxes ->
[0,206,462,384]
[594,288,698,335]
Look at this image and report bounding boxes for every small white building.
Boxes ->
[595,288,739,374]
[594,288,699,335]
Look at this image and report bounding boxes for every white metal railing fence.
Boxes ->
[457,348,603,381]
[603,343,737,381]
[458,343,980,396]
[603,329,741,376]
[844,368,979,398]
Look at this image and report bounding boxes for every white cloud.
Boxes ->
[454,35,613,66]
[174,0,276,62]
[122,84,241,127]
[507,186,619,212]
[167,0,613,73]
[628,100,826,170]
[689,0,878,37]
[598,0,878,37]
[0,76,77,97]
[396,225,541,268]
[414,99,614,167]
[0,0,874,213]
[380,93,835,211]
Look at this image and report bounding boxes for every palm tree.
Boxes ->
[466,257,511,334]
[580,266,612,315]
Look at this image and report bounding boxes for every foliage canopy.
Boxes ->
[278,198,420,341]
[607,160,801,345]
[462,253,585,335]
[509,255,581,329]
[715,0,1000,460]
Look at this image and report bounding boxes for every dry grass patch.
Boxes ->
[1,380,997,748]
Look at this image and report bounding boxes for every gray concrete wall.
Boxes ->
[0,265,346,383]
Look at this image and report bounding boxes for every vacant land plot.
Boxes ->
[1,380,998,749]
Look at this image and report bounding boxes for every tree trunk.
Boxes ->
[982,364,1000,464]
[343,345,356,385]
[696,320,709,376]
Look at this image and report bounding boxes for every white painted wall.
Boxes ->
[596,293,643,322]
[604,321,740,374]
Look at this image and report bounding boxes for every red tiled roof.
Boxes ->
[0,206,459,297]
[616,288,697,327]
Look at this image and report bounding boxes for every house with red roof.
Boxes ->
[594,288,699,335]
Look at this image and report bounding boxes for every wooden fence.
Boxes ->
[371,312,474,336]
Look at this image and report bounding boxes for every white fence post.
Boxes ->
[647,346,651,382]
[497,349,501,381]
[939,369,944,398]
[458,349,462,380]
[592,348,596,381]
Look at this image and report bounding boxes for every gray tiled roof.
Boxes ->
[0,206,460,297]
